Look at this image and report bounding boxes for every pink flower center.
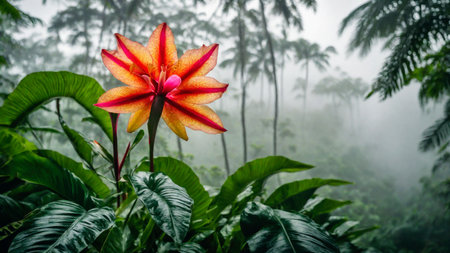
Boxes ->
[140,68,181,96]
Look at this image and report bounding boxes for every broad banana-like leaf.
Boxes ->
[209,156,313,218]
[265,178,351,210]
[8,200,115,253]
[37,150,110,198]
[129,172,193,244]
[0,71,112,140]
[136,157,211,230]
[241,202,339,253]
[1,152,98,209]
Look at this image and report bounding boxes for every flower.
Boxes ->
[95,23,227,140]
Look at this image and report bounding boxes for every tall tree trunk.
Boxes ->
[259,0,279,155]
[260,73,264,104]
[221,134,230,176]
[176,137,183,161]
[280,58,285,109]
[302,60,309,121]
[83,2,89,75]
[238,3,248,163]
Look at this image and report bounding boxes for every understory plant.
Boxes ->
[0,23,376,252]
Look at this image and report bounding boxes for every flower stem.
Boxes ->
[110,113,121,207]
[147,95,165,172]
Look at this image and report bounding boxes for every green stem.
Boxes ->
[110,113,121,207]
[123,199,138,229]
[147,95,165,172]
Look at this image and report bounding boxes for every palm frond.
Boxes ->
[420,99,450,152]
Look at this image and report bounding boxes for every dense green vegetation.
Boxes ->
[0,0,449,252]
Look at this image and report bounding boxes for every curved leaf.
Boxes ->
[158,242,205,253]
[100,225,127,253]
[209,156,313,218]
[265,178,351,210]
[0,128,36,165]
[8,200,115,253]
[37,150,110,198]
[1,152,98,209]
[303,197,352,217]
[137,157,211,230]
[129,172,193,244]
[58,117,94,167]
[241,202,339,253]
[0,71,112,140]
[0,194,31,226]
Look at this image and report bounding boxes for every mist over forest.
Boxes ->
[1,0,449,252]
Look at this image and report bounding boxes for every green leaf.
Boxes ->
[100,225,127,253]
[265,178,351,210]
[1,152,98,209]
[8,200,115,253]
[158,242,206,253]
[209,156,313,218]
[58,116,94,167]
[36,150,110,198]
[131,130,145,150]
[137,157,211,230]
[303,197,352,217]
[0,194,31,226]
[0,71,112,140]
[129,172,193,244]
[333,221,359,238]
[241,202,339,253]
[0,128,36,165]
[340,226,379,241]
[17,127,62,135]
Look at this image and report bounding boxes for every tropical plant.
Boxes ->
[257,0,318,156]
[340,0,450,158]
[293,39,336,118]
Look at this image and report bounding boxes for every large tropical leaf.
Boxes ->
[0,71,112,140]
[58,116,94,167]
[158,242,206,253]
[8,200,115,253]
[209,156,313,218]
[1,152,98,209]
[241,202,339,253]
[136,157,211,230]
[0,194,31,226]
[99,225,127,253]
[36,150,110,198]
[303,197,352,218]
[129,172,193,244]
[265,178,351,210]
[0,128,36,165]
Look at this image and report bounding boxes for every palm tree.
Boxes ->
[49,0,101,74]
[340,0,449,100]
[313,74,368,129]
[340,0,450,163]
[274,26,293,108]
[220,0,250,163]
[293,39,336,118]
[257,0,317,155]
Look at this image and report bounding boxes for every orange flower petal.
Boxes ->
[169,44,218,81]
[147,23,178,79]
[169,76,228,104]
[115,33,154,73]
[162,102,188,140]
[101,49,149,88]
[127,101,152,132]
[164,99,226,134]
[95,86,154,113]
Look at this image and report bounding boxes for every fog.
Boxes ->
[3,0,448,251]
